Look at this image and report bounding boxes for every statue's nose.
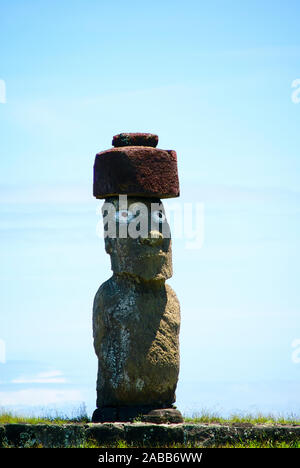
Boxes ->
[139,230,163,247]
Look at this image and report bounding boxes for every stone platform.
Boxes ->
[1,422,299,448]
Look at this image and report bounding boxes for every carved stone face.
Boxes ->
[102,197,172,281]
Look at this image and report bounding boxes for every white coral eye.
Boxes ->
[152,210,166,223]
[115,210,134,224]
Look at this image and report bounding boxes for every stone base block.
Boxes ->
[2,423,300,448]
[92,406,183,424]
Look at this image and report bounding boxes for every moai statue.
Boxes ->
[92,133,183,423]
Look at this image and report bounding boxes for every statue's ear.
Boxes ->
[104,237,113,254]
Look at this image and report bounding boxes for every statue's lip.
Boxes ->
[117,252,167,259]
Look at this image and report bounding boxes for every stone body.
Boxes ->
[93,276,180,409]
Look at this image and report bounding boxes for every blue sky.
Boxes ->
[1,0,300,418]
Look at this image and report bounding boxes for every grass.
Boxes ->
[0,403,89,425]
[1,406,299,448]
[183,409,300,426]
[75,440,300,448]
[0,406,299,426]
[4,439,299,449]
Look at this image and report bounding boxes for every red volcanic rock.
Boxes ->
[93,145,180,199]
[112,133,158,148]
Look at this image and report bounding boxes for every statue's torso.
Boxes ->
[93,275,180,408]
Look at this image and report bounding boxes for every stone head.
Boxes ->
[102,196,172,281]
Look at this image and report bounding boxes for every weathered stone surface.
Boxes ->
[182,424,237,447]
[123,423,184,446]
[142,408,184,424]
[4,424,33,447]
[93,196,181,419]
[85,423,124,445]
[103,197,173,281]
[112,133,159,148]
[2,423,300,447]
[0,425,6,448]
[93,277,180,409]
[92,406,183,424]
[92,406,153,423]
[93,146,179,199]
[3,424,85,448]
[93,130,181,423]
[182,423,300,447]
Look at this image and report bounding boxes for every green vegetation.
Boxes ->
[0,406,299,426]
[76,439,300,448]
[0,403,89,425]
[0,405,300,449]
[15,440,299,449]
[183,409,300,426]
[1,406,299,448]
[3,438,299,449]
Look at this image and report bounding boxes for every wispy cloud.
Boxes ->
[12,370,67,384]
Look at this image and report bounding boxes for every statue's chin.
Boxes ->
[111,253,172,281]
[136,271,171,282]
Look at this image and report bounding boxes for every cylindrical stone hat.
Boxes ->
[93,133,180,199]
